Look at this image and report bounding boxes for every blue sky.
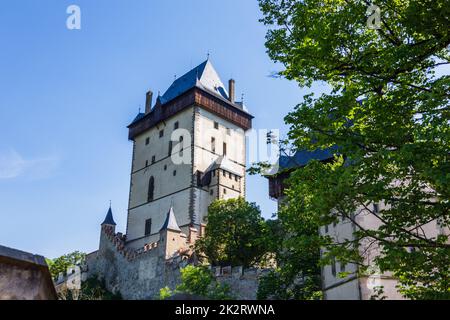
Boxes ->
[0,0,328,259]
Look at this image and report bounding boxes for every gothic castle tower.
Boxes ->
[124,59,253,249]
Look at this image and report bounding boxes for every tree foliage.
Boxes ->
[46,251,86,279]
[195,198,269,268]
[259,0,450,299]
[159,265,233,300]
[257,200,322,300]
[58,276,122,300]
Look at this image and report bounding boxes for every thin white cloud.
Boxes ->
[0,150,60,180]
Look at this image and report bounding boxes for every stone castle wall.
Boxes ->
[85,226,265,300]
[86,226,187,299]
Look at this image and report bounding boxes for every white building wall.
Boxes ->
[127,107,195,245]
[126,105,249,246]
[321,201,448,300]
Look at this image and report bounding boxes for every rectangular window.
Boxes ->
[373,203,379,214]
[145,160,148,167]
[223,170,226,177]
[151,156,155,164]
[325,224,329,233]
[210,189,214,195]
[159,130,164,138]
[196,171,202,186]
[223,142,227,156]
[145,219,152,236]
[235,175,238,181]
[214,121,219,129]
[229,172,232,179]
[145,137,150,145]
[168,141,173,156]
[174,121,179,130]
[211,137,216,153]
[223,188,227,194]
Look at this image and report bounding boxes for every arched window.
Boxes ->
[148,176,154,202]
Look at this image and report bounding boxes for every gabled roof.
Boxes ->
[160,206,181,232]
[159,59,230,105]
[101,207,116,226]
[266,146,338,176]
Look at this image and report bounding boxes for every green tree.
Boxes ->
[259,0,450,299]
[46,251,86,279]
[58,276,122,300]
[195,198,269,268]
[257,203,322,300]
[159,265,232,300]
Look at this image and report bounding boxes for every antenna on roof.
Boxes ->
[241,93,245,103]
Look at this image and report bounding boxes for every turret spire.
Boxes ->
[101,205,116,226]
[159,206,181,232]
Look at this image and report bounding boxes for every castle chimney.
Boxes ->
[228,79,235,104]
[145,90,153,114]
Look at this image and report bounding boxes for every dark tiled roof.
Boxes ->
[267,146,338,176]
[101,207,116,226]
[130,112,145,125]
[159,59,230,105]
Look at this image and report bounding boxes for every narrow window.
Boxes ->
[174,121,179,130]
[235,175,238,181]
[151,156,155,164]
[145,219,152,236]
[373,203,379,214]
[145,160,148,167]
[223,188,227,194]
[229,172,232,179]
[168,141,173,156]
[211,137,216,153]
[164,165,167,171]
[324,224,329,233]
[173,170,177,176]
[159,129,164,138]
[179,136,184,156]
[223,170,226,177]
[210,189,214,195]
[145,137,150,145]
[340,261,346,273]
[148,176,154,202]
[223,142,227,156]
[214,121,219,129]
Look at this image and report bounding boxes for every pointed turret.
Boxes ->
[159,206,181,232]
[101,206,116,226]
[159,206,185,259]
